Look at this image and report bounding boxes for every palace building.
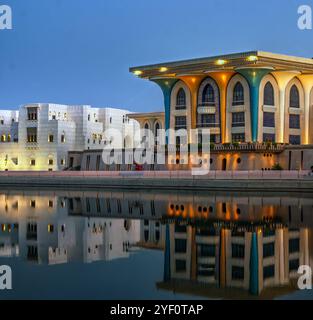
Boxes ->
[130,51,313,145]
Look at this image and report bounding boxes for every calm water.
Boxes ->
[0,188,313,300]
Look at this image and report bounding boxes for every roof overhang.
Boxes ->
[130,51,313,79]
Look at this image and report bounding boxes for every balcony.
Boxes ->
[197,104,216,114]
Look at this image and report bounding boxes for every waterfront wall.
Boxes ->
[0,170,312,192]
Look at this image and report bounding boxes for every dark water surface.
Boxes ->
[0,188,312,300]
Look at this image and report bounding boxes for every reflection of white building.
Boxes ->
[0,104,139,171]
[138,220,165,250]
[0,194,140,265]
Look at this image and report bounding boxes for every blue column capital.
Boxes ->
[152,78,178,143]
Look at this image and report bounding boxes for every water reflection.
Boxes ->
[0,190,312,299]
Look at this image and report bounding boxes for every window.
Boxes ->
[48,200,53,208]
[30,159,36,166]
[289,114,300,129]
[232,266,244,280]
[176,88,186,110]
[263,112,275,127]
[290,85,300,108]
[0,120,3,125]
[175,239,187,253]
[27,107,38,121]
[289,259,299,271]
[289,238,300,253]
[199,244,216,257]
[263,265,275,279]
[175,259,186,272]
[200,114,216,127]
[60,159,65,166]
[48,159,53,165]
[202,84,215,106]
[232,244,245,258]
[0,134,5,142]
[61,133,65,143]
[264,82,275,106]
[232,112,245,127]
[48,134,54,143]
[263,133,275,142]
[263,242,275,258]
[233,82,244,106]
[86,155,91,171]
[175,116,187,130]
[48,224,54,233]
[96,155,101,171]
[289,135,301,145]
[232,133,245,143]
[27,128,37,143]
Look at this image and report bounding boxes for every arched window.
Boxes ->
[155,122,160,136]
[290,85,300,108]
[264,82,274,106]
[202,84,215,106]
[144,123,149,130]
[233,82,244,106]
[176,88,186,110]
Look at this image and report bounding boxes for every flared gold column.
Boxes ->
[298,74,313,145]
[209,72,235,143]
[272,71,300,143]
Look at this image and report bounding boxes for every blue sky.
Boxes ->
[0,0,312,112]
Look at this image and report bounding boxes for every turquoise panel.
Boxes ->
[249,232,259,295]
[152,79,178,144]
[237,69,271,141]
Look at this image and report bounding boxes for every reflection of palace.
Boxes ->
[0,190,312,298]
[161,222,310,297]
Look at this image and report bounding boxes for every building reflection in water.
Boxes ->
[0,190,312,298]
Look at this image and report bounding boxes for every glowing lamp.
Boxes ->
[247,55,258,62]
[216,59,227,65]
[133,70,143,76]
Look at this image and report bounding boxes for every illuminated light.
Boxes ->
[216,59,227,66]
[247,55,258,62]
[1,224,6,232]
[159,67,168,72]
[48,224,54,233]
[133,70,143,76]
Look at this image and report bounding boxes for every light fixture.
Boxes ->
[247,55,258,62]
[159,67,168,72]
[133,70,143,76]
[216,59,227,65]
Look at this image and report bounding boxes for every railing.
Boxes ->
[197,122,220,128]
[0,170,311,180]
[212,143,285,152]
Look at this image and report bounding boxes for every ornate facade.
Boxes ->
[131,51,313,145]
